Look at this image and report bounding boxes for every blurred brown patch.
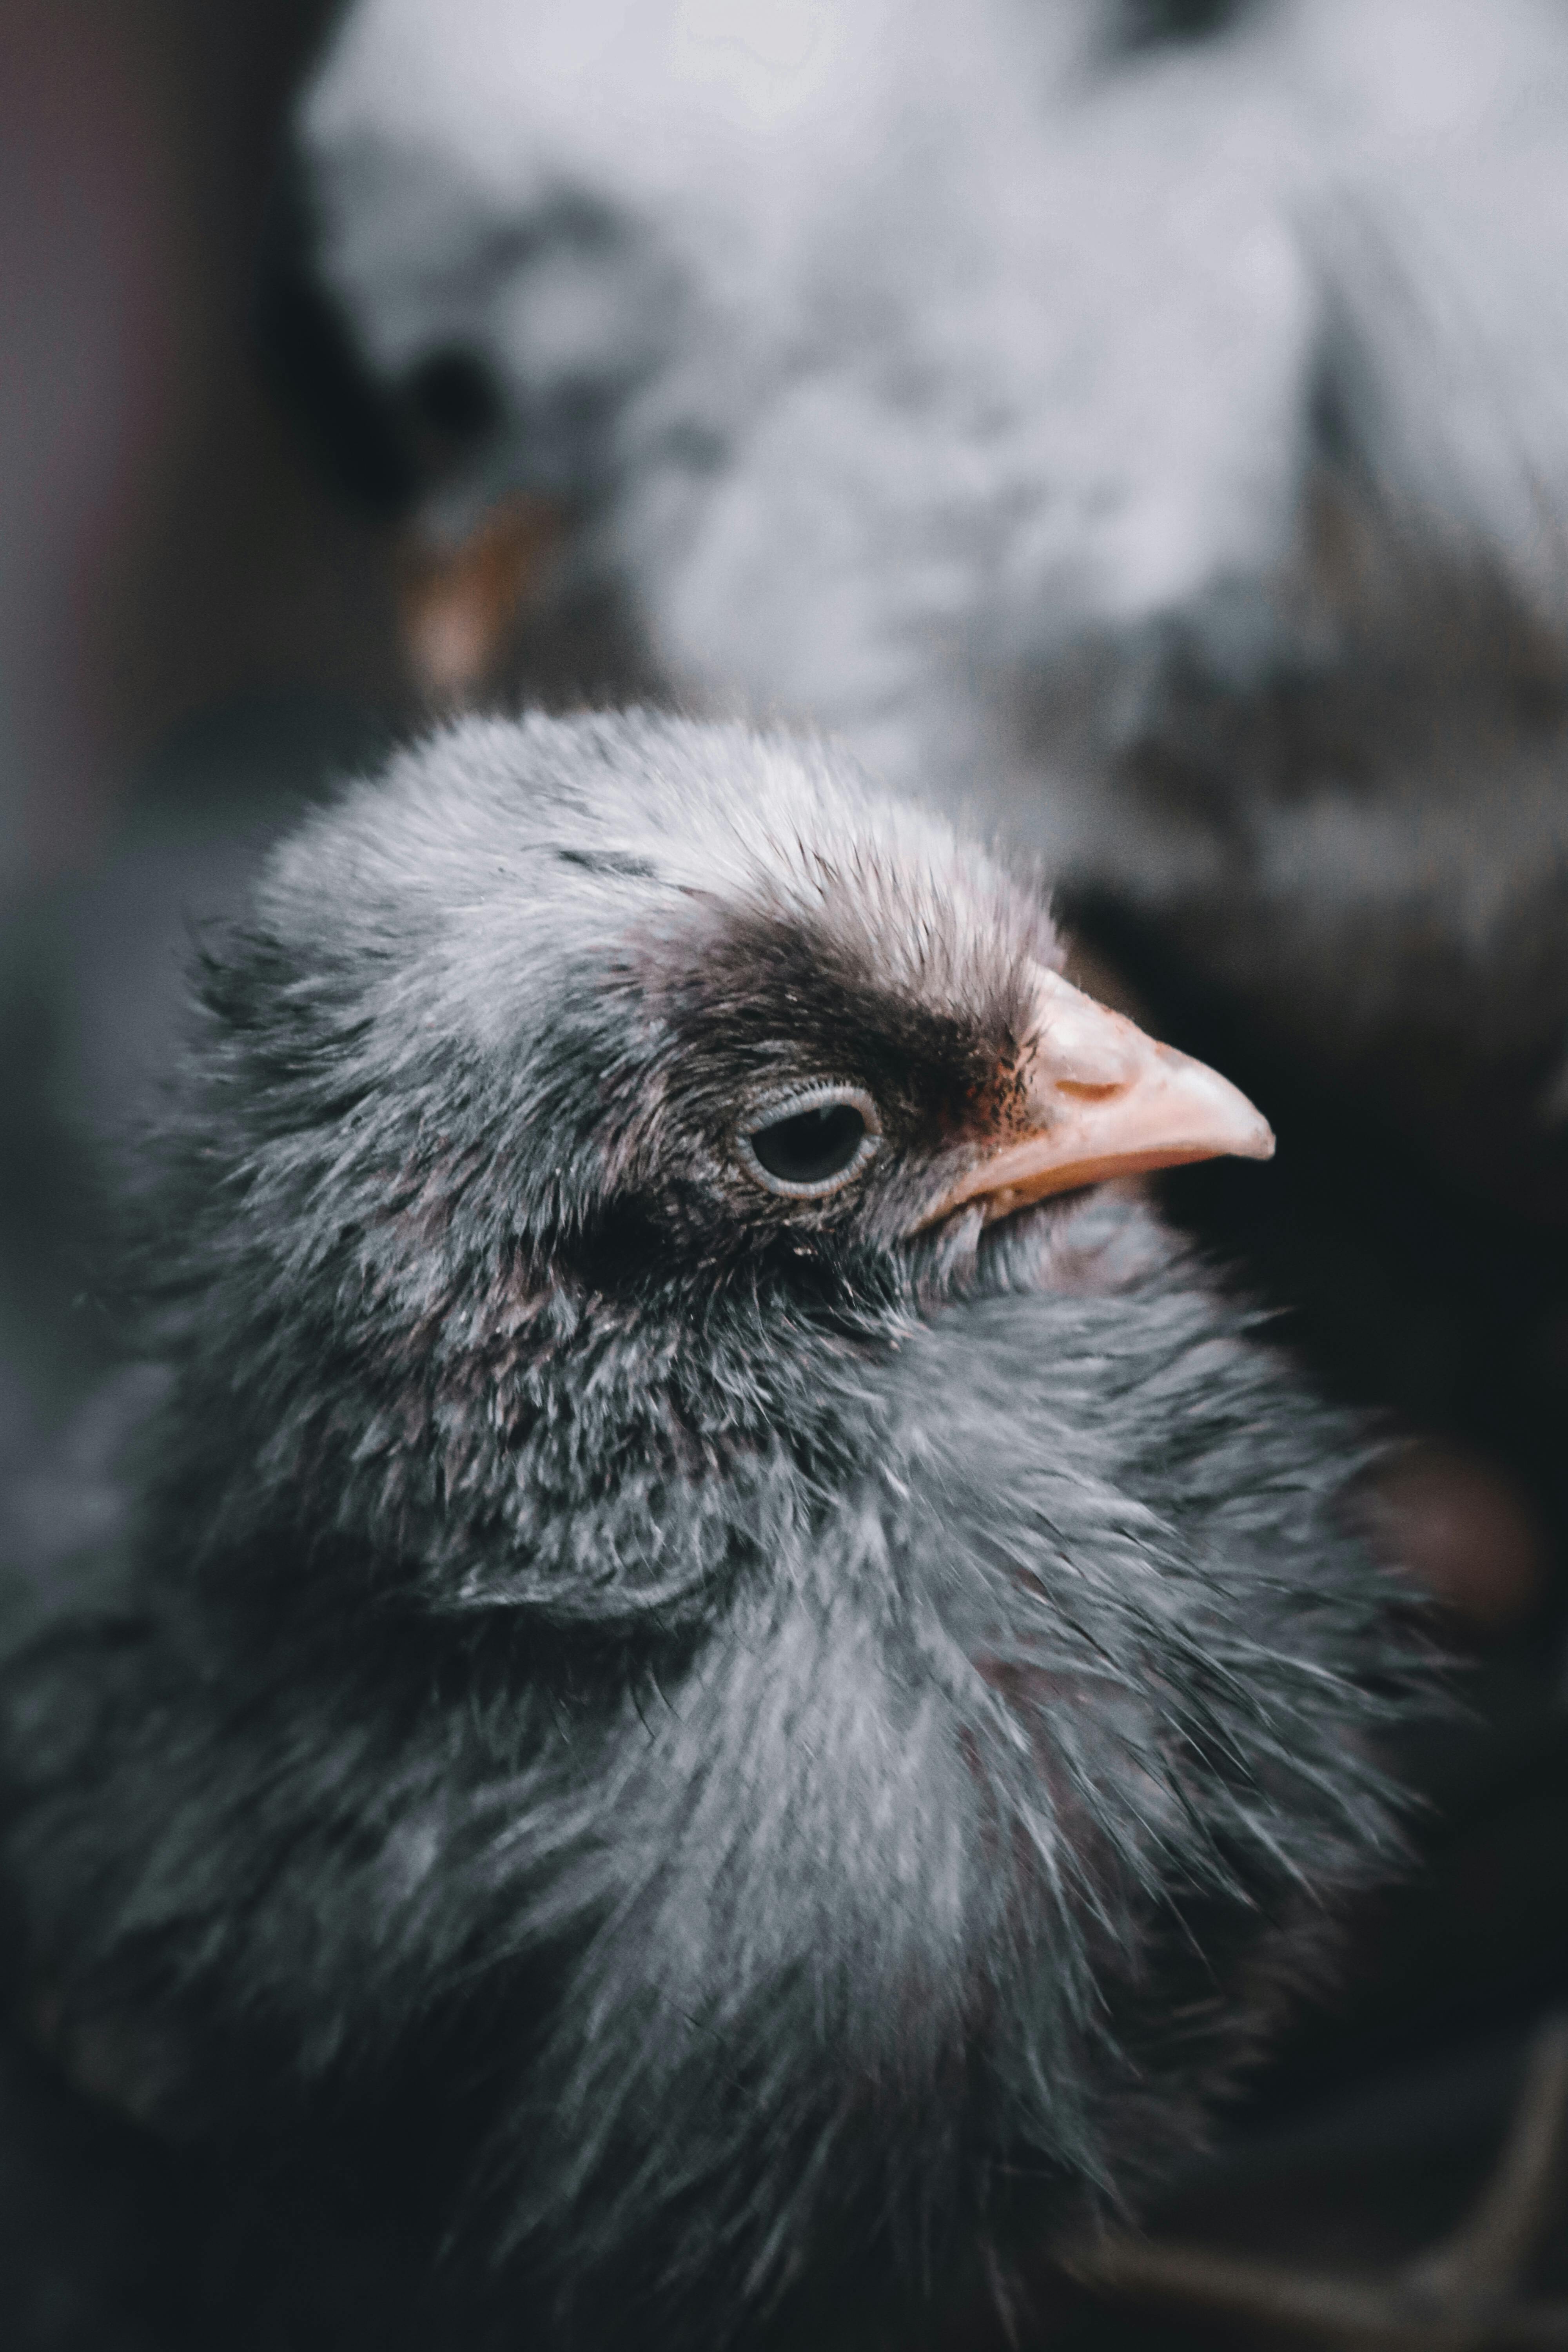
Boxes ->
[1367,1441,1550,1636]
[399,496,568,704]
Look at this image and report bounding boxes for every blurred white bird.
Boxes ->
[268,0,1568,1227]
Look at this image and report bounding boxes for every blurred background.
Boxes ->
[7,3,1568,2343]
[0,0,400,896]
[0,0,408,1468]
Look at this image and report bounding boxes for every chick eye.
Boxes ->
[739,1085,881,1199]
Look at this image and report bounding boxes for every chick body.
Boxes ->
[1,714,1416,2349]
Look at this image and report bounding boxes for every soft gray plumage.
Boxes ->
[0,711,1418,2350]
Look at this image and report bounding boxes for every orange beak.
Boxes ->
[916,965,1273,1230]
[399,494,566,701]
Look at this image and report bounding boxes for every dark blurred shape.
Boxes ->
[0,0,405,897]
[1111,0,1256,48]
[403,346,508,461]
[1352,1441,1551,1637]
[0,0,414,1515]
[0,695,389,1478]
[252,143,421,513]
[0,0,182,886]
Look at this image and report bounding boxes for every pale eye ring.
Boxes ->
[737,1083,882,1199]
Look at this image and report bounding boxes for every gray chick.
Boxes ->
[0,712,1421,2351]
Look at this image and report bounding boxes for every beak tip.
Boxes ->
[916,982,1279,1233]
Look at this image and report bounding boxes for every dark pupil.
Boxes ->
[750,1102,867,1186]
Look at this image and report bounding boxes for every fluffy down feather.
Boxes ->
[0,713,1421,2349]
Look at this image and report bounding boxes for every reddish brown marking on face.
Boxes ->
[979,1052,1037,1144]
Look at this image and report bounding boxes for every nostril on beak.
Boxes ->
[1022,967,1148,1094]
